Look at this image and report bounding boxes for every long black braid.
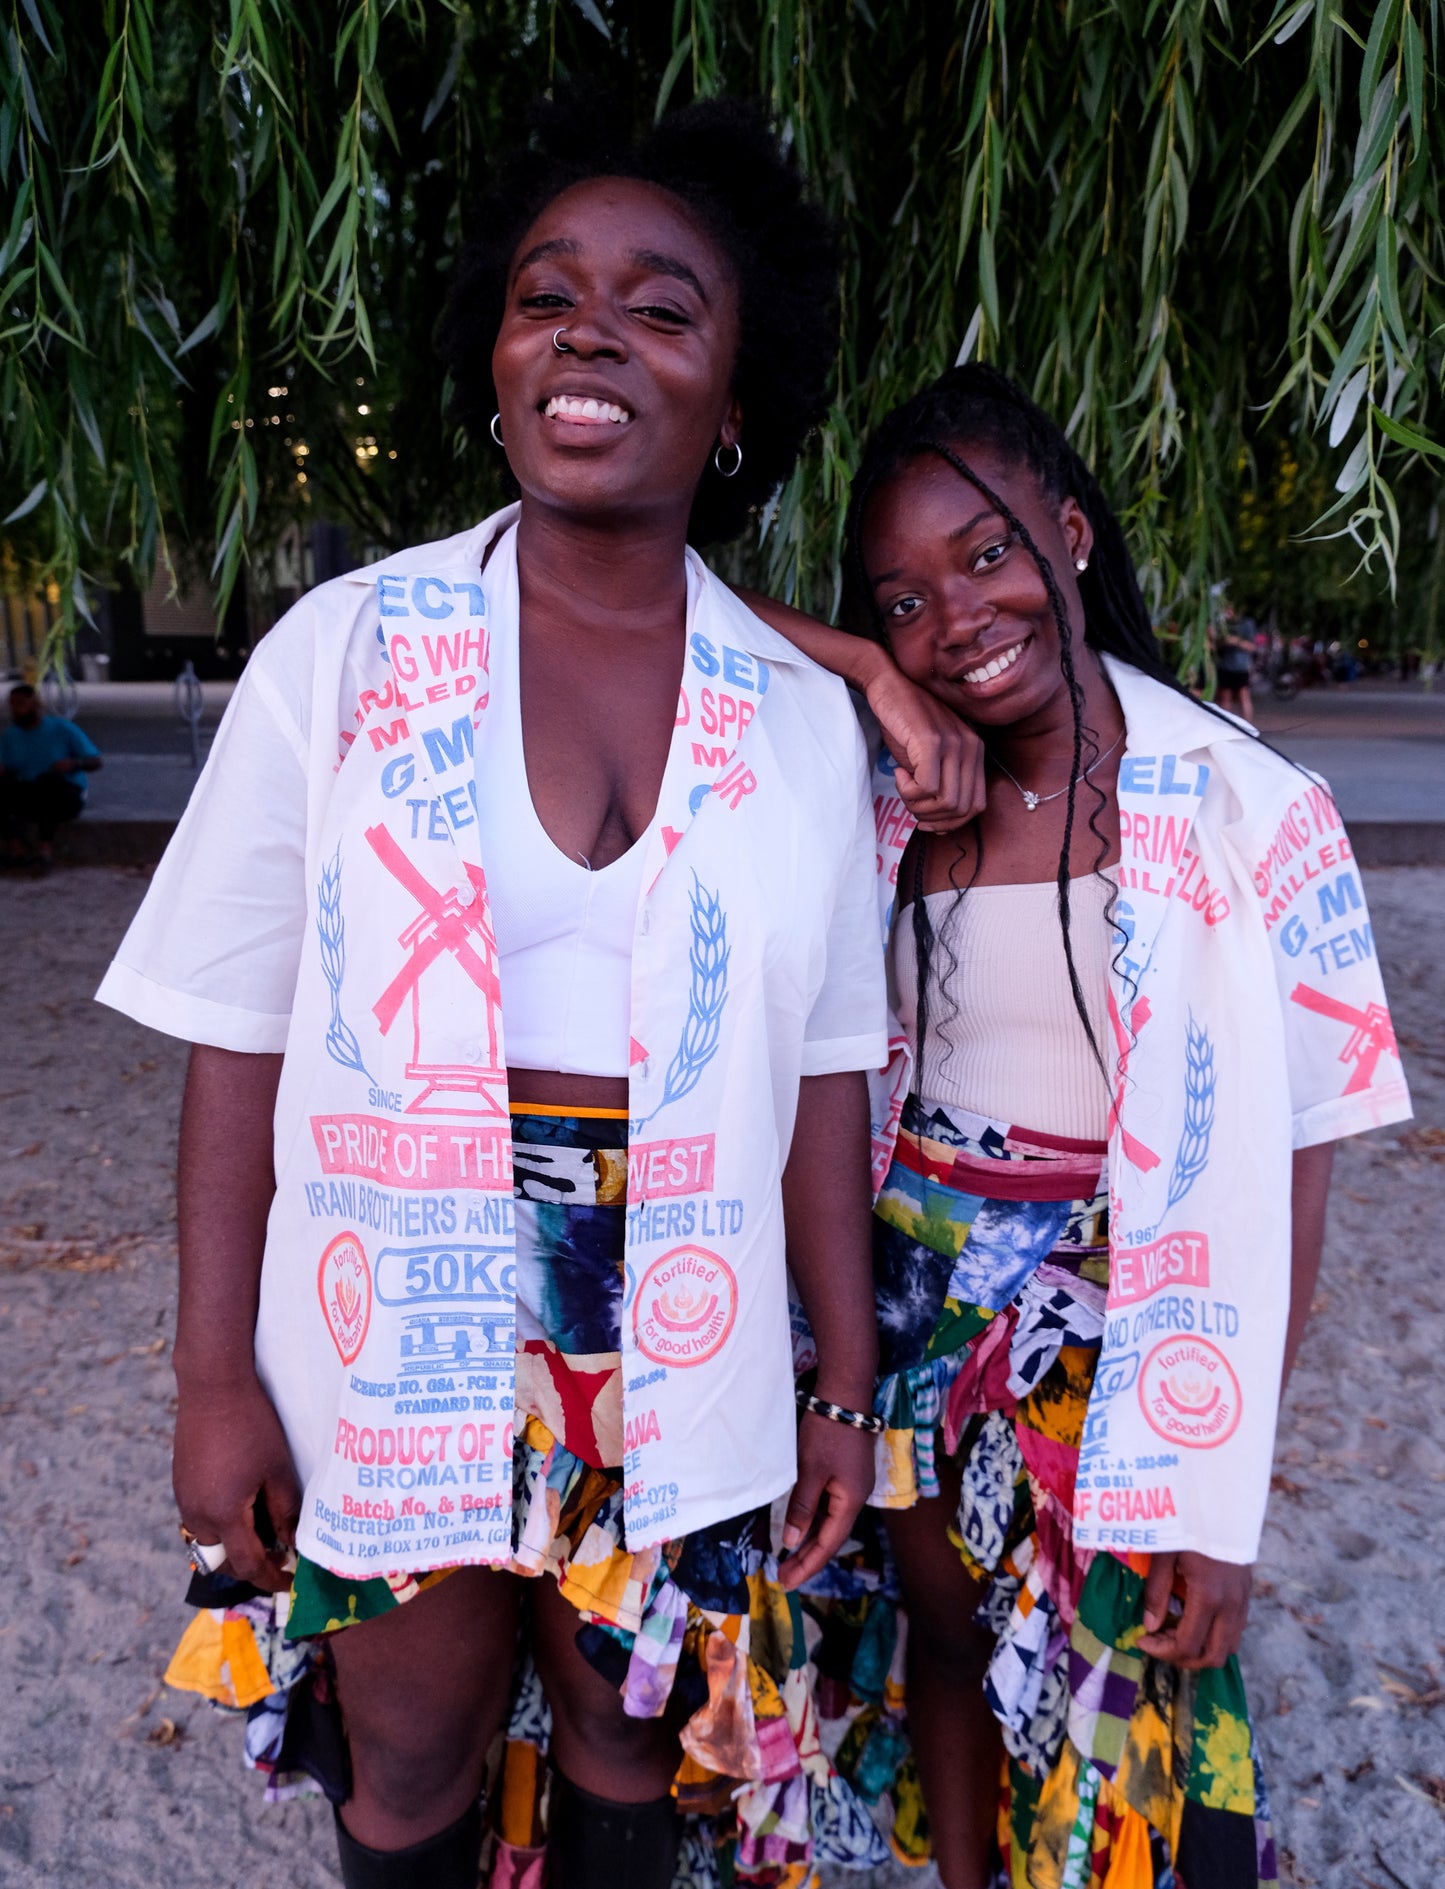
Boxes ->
[843,363,1249,1097]
[911,434,1110,1085]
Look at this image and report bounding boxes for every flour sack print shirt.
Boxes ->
[867,655,1410,1564]
[98,509,887,1578]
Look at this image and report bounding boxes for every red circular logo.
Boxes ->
[1139,1335,1242,1449]
[633,1245,737,1369]
[318,1231,372,1366]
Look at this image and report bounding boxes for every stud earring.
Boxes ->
[1075,558,1088,572]
[490,413,504,446]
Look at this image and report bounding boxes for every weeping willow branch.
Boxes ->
[2,0,1441,673]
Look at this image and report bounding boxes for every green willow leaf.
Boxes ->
[1402,4,1424,140]
[176,302,221,357]
[19,0,56,58]
[1374,407,1445,457]
[7,0,1444,670]
[4,479,47,524]
[1358,0,1402,120]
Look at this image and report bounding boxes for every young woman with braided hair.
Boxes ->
[745,364,1409,1887]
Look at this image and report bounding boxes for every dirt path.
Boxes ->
[0,867,1441,1887]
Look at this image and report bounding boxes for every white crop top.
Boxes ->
[890,872,1117,1140]
[474,624,652,1079]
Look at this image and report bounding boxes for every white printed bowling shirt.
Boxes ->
[868,655,1411,1564]
[98,508,888,1577]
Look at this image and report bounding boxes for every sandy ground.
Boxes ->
[0,867,1442,1889]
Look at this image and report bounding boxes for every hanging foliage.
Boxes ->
[3,0,1442,669]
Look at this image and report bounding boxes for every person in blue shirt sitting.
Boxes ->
[0,683,103,869]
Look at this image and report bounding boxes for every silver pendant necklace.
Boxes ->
[991,728,1125,811]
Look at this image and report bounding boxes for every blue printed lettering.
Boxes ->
[381,753,416,798]
[376,1245,510,1306]
[689,632,720,677]
[421,714,474,775]
[442,785,474,831]
[721,645,754,689]
[1120,756,1156,794]
[1318,871,1362,924]
[413,576,454,619]
[1306,923,1375,974]
[1157,753,1191,796]
[1280,913,1308,957]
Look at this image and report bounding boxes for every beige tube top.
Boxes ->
[890,872,1118,1139]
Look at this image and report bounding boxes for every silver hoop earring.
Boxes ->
[713,440,742,479]
[490,413,504,447]
[553,328,572,354]
[1075,558,1088,573]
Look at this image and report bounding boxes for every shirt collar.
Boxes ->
[339,505,813,672]
[1103,651,1256,756]
[684,546,814,672]
[338,506,519,584]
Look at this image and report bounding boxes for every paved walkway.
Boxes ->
[36,675,1445,855]
[1254,687,1445,825]
[4,865,1441,1887]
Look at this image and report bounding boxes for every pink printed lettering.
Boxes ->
[626,1134,716,1200]
[1108,1231,1211,1307]
[874,793,913,854]
[1096,1486,1177,1522]
[311,1113,511,1190]
[369,716,410,752]
[713,760,757,809]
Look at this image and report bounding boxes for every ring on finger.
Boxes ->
[179,1523,228,1575]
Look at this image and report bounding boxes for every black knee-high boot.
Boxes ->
[547,1769,682,1889]
[333,1799,484,1889]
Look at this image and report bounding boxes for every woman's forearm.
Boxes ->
[1282,1140,1335,1390]
[731,586,888,692]
[174,1045,283,1391]
[732,584,987,833]
[782,1071,878,1407]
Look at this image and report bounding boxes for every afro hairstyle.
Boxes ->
[436,88,840,546]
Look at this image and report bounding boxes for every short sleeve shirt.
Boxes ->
[97,512,889,1559]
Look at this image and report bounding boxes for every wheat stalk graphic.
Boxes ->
[318,843,371,1078]
[1165,1012,1215,1212]
[654,872,730,1115]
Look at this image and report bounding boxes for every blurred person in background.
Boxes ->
[1215,611,1256,720]
[0,682,102,870]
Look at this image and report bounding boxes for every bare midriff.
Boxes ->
[507,1067,629,1114]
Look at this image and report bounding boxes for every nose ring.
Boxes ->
[553,328,572,354]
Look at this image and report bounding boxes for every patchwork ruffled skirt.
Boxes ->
[164,1107,885,1887]
[804,1095,1277,1889]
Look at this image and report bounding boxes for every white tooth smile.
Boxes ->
[543,394,631,424]
[962,641,1026,685]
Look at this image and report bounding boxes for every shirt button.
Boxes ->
[455,882,476,908]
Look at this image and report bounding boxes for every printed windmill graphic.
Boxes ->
[365,823,507,1117]
[1290,984,1400,1094]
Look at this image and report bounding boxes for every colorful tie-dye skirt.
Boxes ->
[164,1107,886,1887]
[804,1094,1277,1889]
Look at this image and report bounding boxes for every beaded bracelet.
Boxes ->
[795,1387,885,1435]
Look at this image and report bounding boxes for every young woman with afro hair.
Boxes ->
[101,89,979,1889]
